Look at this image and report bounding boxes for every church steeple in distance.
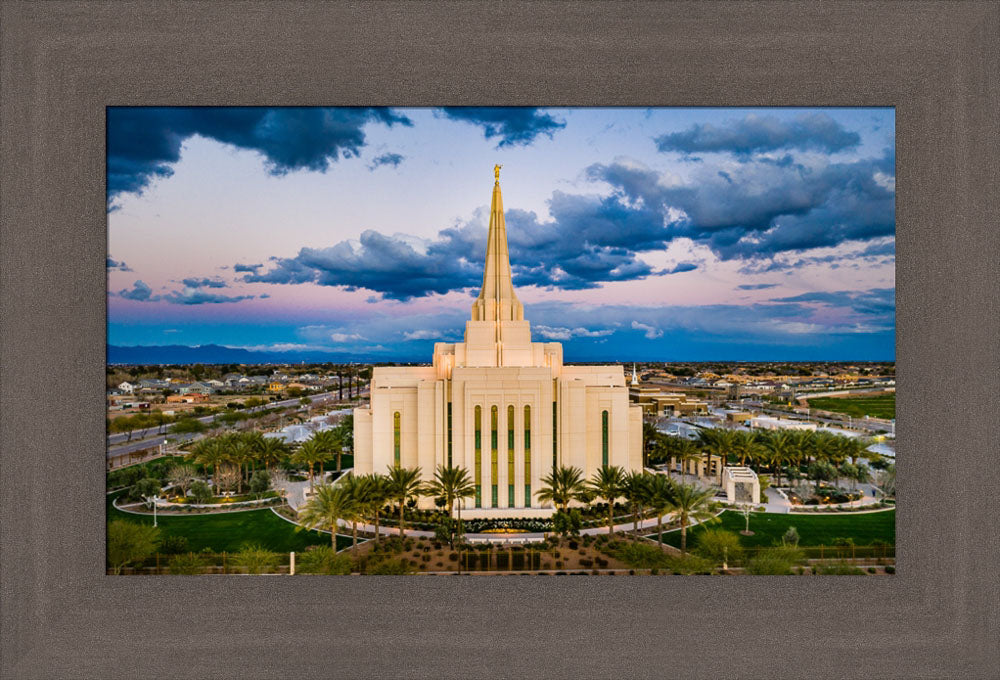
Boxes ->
[471,165,524,323]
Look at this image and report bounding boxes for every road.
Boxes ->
[107,390,359,445]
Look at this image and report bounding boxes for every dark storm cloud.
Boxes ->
[587,146,895,260]
[107,257,132,271]
[107,107,412,200]
[181,277,228,289]
[368,153,404,170]
[655,113,861,155]
[439,108,566,147]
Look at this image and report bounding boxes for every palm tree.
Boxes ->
[257,437,289,473]
[228,438,253,494]
[191,437,226,495]
[669,482,717,553]
[361,473,392,545]
[623,471,652,534]
[762,430,797,487]
[311,429,341,471]
[673,439,702,483]
[645,474,676,546]
[341,474,370,553]
[536,465,587,513]
[697,428,734,485]
[385,466,422,537]
[292,440,329,491]
[730,430,764,467]
[298,483,355,550]
[422,465,476,547]
[589,465,626,535]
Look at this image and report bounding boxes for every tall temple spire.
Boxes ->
[471,165,524,322]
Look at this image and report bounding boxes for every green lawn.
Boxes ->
[108,492,352,552]
[647,509,895,549]
[807,393,895,420]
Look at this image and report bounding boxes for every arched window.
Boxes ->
[474,405,482,508]
[602,410,609,467]
[524,405,531,506]
[393,411,401,469]
[507,405,515,507]
[490,406,498,508]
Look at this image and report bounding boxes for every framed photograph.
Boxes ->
[2,2,996,678]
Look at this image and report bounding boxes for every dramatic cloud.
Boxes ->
[233,263,262,273]
[116,279,255,305]
[631,321,664,339]
[439,107,566,147]
[771,288,895,317]
[107,257,132,271]
[119,280,153,301]
[586,147,895,260]
[107,107,412,201]
[368,153,404,170]
[655,113,861,155]
[180,277,227,289]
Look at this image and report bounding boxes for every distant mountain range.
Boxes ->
[107,344,408,365]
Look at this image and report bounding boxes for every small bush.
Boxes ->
[159,535,190,555]
[297,546,351,575]
[168,552,207,575]
[367,558,413,575]
[448,552,459,561]
[885,565,896,574]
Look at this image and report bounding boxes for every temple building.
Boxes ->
[353,166,643,515]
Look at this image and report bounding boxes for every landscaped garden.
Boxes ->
[645,508,895,550]
[806,393,895,420]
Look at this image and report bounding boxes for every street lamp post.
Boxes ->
[143,494,160,527]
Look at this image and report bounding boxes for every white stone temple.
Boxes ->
[353,166,643,515]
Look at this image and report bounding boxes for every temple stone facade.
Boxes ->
[354,167,643,514]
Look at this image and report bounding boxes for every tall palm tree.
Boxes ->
[385,466,422,537]
[298,483,355,550]
[673,439,702,483]
[669,482,718,553]
[360,473,391,545]
[762,430,797,487]
[730,430,763,467]
[422,465,476,547]
[589,465,626,535]
[697,428,734,485]
[341,474,371,553]
[293,440,328,491]
[228,438,253,494]
[311,429,341,471]
[191,437,226,494]
[645,474,676,546]
[536,465,587,513]
[257,437,289,473]
[623,471,652,534]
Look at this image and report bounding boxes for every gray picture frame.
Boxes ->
[1,2,997,678]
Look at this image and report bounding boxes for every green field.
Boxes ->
[647,509,895,549]
[807,393,895,420]
[108,492,352,552]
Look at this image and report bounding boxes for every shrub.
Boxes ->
[107,520,160,574]
[580,558,594,568]
[745,546,805,575]
[297,546,352,575]
[867,567,877,574]
[885,565,896,574]
[168,552,207,575]
[367,558,414,575]
[234,543,281,574]
[693,529,743,566]
[663,553,714,575]
[159,535,190,555]
[615,542,670,570]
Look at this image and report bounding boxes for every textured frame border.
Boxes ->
[1,2,997,678]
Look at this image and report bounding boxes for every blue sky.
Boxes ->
[107,107,895,361]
